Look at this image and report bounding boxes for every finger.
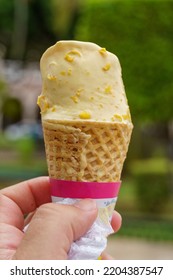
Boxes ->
[100,211,122,260]
[0,193,24,229]
[100,251,113,260]
[0,177,51,215]
[0,223,23,260]
[13,199,98,260]
[111,211,122,233]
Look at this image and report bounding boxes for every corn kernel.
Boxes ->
[76,88,83,97]
[68,68,72,75]
[70,95,78,103]
[102,63,111,71]
[99,48,107,55]
[37,96,50,113]
[68,49,81,56]
[51,106,56,112]
[89,96,94,101]
[64,54,74,62]
[37,95,43,106]
[123,113,131,120]
[47,74,56,80]
[79,111,91,119]
[104,85,112,94]
[113,114,122,121]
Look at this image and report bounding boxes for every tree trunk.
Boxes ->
[10,0,28,60]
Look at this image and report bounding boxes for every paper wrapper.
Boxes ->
[50,179,121,260]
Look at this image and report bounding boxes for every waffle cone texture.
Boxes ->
[43,120,133,182]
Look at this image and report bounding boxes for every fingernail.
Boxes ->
[74,199,97,211]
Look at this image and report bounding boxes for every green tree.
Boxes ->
[0,0,54,60]
[10,0,29,60]
[51,0,80,39]
[0,0,81,61]
[0,79,9,109]
[75,0,173,123]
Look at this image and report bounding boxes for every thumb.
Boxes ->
[13,199,97,260]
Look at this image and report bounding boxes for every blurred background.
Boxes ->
[0,0,173,259]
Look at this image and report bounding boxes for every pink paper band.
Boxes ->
[50,179,121,199]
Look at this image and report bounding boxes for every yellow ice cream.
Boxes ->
[38,40,131,124]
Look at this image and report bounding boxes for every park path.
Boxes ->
[107,237,173,259]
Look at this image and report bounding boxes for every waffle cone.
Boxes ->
[42,119,133,182]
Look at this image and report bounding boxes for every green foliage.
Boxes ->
[28,0,53,40]
[2,97,22,128]
[129,158,171,214]
[0,133,35,163]
[118,215,173,241]
[0,132,11,149]
[0,79,9,107]
[15,137,35,163]
[0,0,80,60]
[2,97,22,118]
[51,0,80,39]
[0,0,14,33]
[135,173,169,214]
[0,0,55,60]
[130,158,173,174]
[75,0,173,122]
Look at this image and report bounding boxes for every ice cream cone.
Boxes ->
[42,119,132,183]
[38,39,133,203]
[37,40,133,259]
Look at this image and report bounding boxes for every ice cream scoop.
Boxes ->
[38,40,131,124]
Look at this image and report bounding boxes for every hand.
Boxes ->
[0,177,121,260]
